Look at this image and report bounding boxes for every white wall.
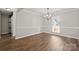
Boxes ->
[41,9,79,39]
[11,9,17,36]
[41,18,52,32]
[13,8,79,39]
[1,14,9,34]
[15,9,41,39]
[59,10,79,38]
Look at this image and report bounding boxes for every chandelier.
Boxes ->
[43,8,52,20]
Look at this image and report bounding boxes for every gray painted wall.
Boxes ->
[15,9,41,39]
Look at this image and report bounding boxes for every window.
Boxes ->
[52,16,60,33]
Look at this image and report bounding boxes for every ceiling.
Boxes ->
[22,8,64,13]
[0,8,78,15]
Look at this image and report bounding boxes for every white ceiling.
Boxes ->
[0,8,78,15]
[23,8,64,13]
[21,8,79,15]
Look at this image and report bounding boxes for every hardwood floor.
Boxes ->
[0,33,79,51]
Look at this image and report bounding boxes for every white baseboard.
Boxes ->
[15,32,42,39]
[15,32,79,40]
[1,32,9,35]
[46,32,79,39]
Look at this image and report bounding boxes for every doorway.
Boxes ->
[0,11,13,39]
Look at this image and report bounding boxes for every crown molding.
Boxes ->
[54,8,79,15]
[15,8,79,16]
[16,8,41,15]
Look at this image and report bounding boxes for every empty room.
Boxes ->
[0,8,79,51]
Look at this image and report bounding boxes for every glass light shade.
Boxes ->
[43,8,52,20]
[5,8,12,11]
[43,14,52,20]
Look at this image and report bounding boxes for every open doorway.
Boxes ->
[0,13,1,39]
[0,9,13,39]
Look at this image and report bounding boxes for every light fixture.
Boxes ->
[43,8,52,20]
[5,8,12,11]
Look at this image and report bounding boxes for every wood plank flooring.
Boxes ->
[0,33,79,51]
